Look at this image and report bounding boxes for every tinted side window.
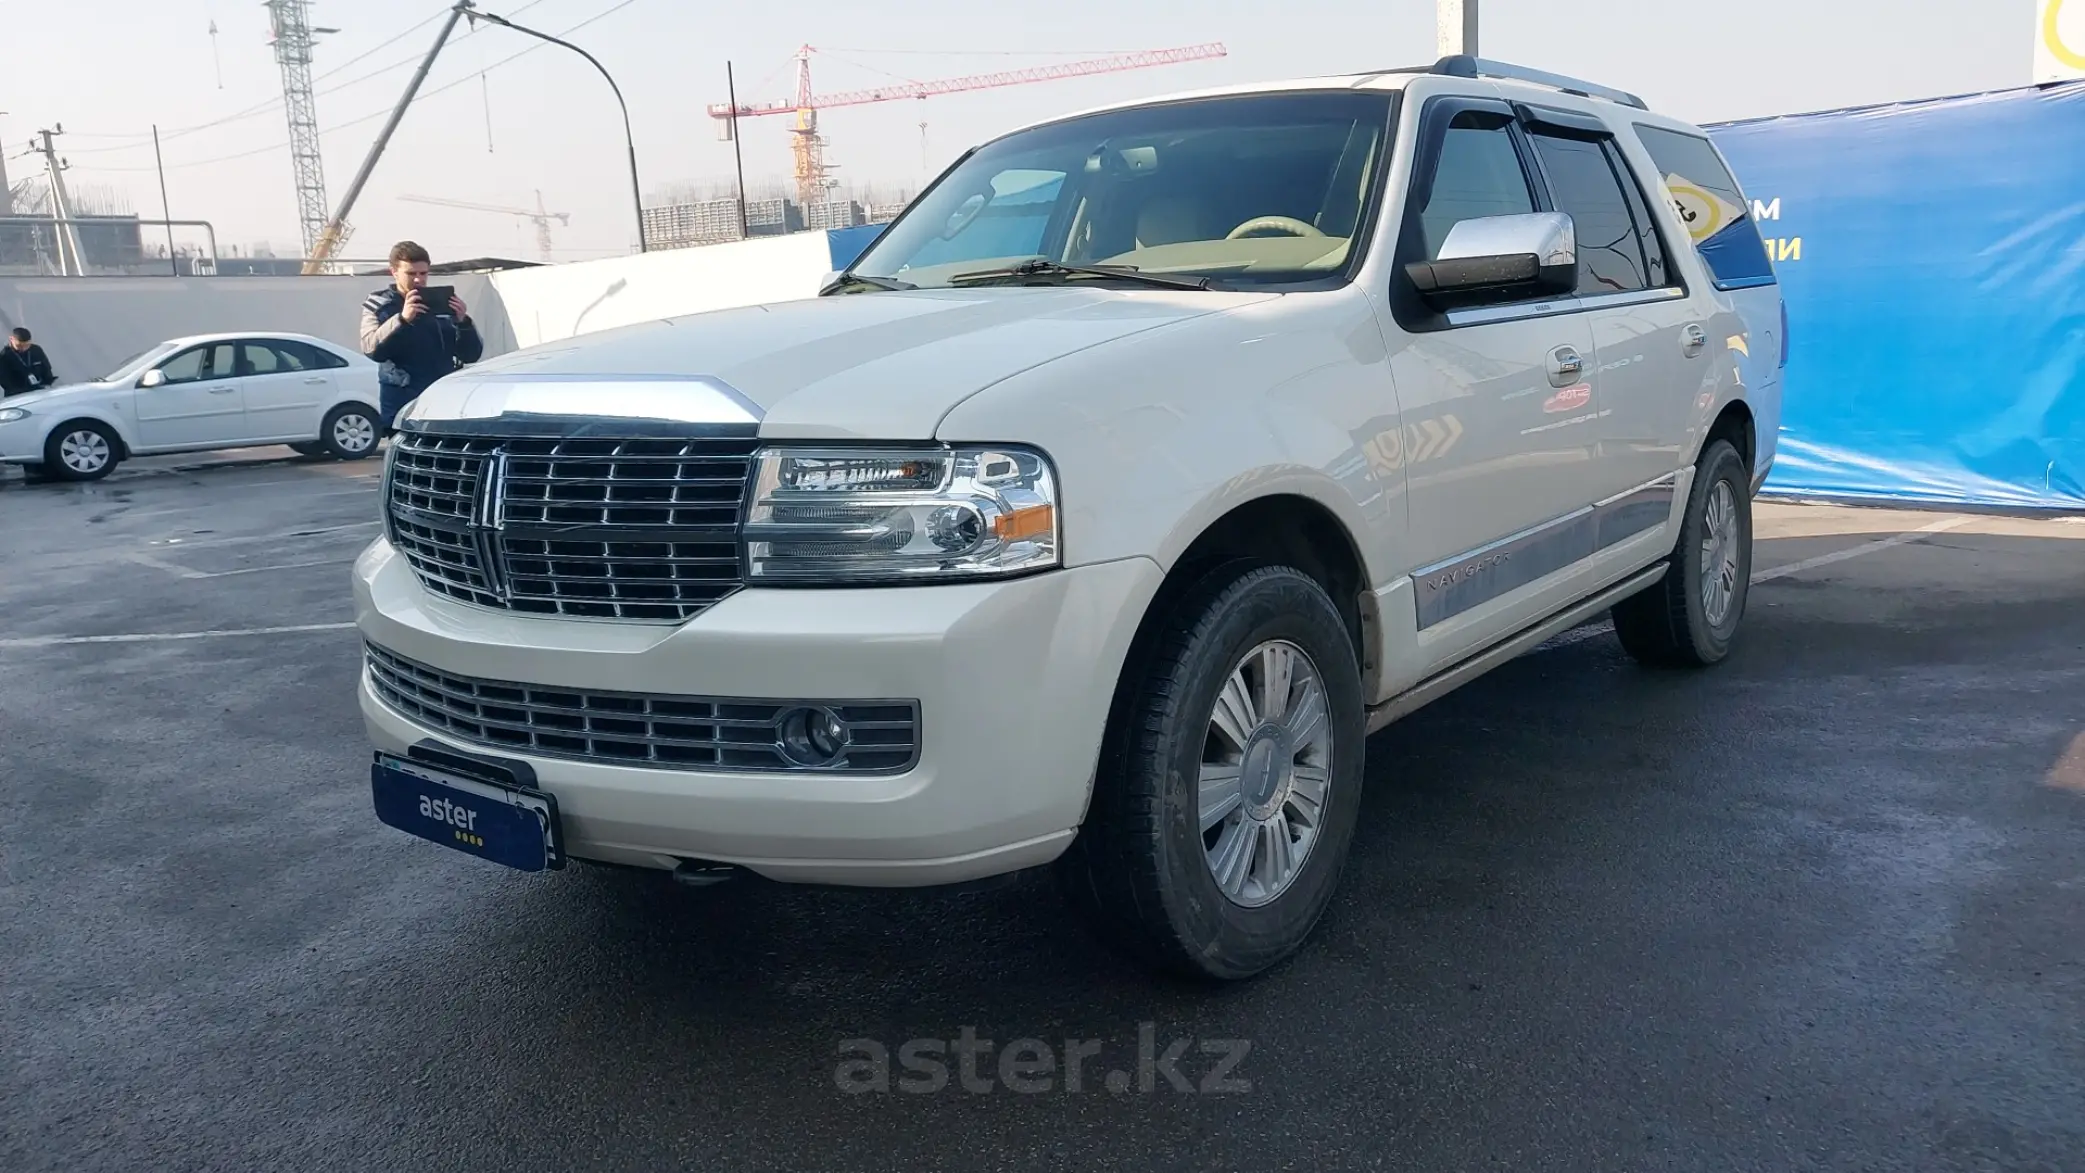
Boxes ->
[299,342,349,370]
[242,342,295,375]
[1418,114,1536,259]
[1604,140,1671,288]
[205,343,238,380]
[1632,124,1775,288]
[156,348,206,385]
[1529,131,1649,296]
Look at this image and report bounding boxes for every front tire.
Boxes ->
[318,404,380,460]
[1612,438,1753,667]
[1058,563,1367,981]
[43,421,121,482]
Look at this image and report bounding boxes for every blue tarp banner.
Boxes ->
[1709,83,2085,510]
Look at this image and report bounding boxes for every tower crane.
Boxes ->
[397,191,570,262]
[709,43,1227,210]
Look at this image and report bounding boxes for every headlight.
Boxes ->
[743,445,1059,583]
[0,407,29,424]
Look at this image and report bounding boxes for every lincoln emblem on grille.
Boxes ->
[467,450,512,601]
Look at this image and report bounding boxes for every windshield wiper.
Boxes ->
[819,272,915,295]
[946,258,1211,291]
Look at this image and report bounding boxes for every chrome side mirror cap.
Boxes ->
[1406,212,1578,304]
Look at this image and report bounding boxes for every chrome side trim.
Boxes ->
[1411,472,1681,628]
[1443,285,1687,329]
[1369,563,1668,733]
[1593,473,1677,550]
[1411,507,1595,629]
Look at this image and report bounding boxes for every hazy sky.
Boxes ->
[3,0,2043,263]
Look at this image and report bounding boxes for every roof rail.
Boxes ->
[1429,56,1649,110]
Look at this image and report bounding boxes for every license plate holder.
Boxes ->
[370,746,565,872]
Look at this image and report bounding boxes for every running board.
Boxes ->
[1365,563,1668,734]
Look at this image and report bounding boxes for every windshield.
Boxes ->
[849,90,1397,291]
[99,344,172,384]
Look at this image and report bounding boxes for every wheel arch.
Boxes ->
[1699,398,1756,473]
[46,414,131,461]
[1128,483,1384,702]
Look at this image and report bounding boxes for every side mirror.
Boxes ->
[138,368,166,389]
[1405,212,1577,305]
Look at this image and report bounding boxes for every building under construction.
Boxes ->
[639,193,910,251]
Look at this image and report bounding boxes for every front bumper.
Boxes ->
[353,537,1163,886]
[0,417,48,463]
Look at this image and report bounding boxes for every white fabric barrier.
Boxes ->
[481,232,837,350]
[0,229,852,388]
[0,274,503,387]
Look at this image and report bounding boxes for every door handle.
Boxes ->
[1547,345,1585,388]
[208,385,237,395]
[1680,323,1707,358]
[303,377,328,385]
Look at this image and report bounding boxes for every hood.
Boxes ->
[410,286,1274,439]
[0,380,110,409]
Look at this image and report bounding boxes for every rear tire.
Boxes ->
[1057,562,1367,981]
[318,403,380,460]
[42,421,121,482]
[1612,438,1752,667]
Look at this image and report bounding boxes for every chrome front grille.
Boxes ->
[384,430,757,622]
[366,644,921,774]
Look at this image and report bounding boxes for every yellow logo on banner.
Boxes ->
[2041,0,2085,80]
[1662,175,1746,244]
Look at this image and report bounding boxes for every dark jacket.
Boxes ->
[358,286,483,400]
[0,343,57,396]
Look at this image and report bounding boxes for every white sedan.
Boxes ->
[0,331,384,482]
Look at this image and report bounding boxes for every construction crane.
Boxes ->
[709,43,1227,210]
[397,191,570,262]
[263,0,339,260]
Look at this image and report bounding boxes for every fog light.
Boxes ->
[778,706,851,767]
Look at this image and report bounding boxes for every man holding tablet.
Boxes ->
[358,240,483,434]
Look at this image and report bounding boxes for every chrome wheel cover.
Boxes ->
[1700,479,1742,628]
[59,430,111,474]
[1198,639,1334,908]
[332,412,376,453]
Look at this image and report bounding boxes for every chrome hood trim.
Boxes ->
[399,373,764,437]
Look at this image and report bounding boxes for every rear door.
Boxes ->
[1518,108,1701,507]
[132,341,245,450]
[1629,123,1784,482]
[239,339,341,441]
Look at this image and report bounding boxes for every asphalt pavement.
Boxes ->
[3,449,2082,1172]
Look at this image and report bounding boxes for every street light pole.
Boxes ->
[467,7,648,253]
[1437,0,1479,57]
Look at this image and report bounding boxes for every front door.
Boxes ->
[1381,100,1607,674]
[132,341,246,450]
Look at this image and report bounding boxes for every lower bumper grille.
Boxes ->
[365,643,920,775]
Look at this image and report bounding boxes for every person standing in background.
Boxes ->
[0,328,58,396]
[358,241,482,433]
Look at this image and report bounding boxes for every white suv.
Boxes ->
[353,57,1783,980]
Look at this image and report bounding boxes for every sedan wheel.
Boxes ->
[43,422,121,482]
[320,404,380,460]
